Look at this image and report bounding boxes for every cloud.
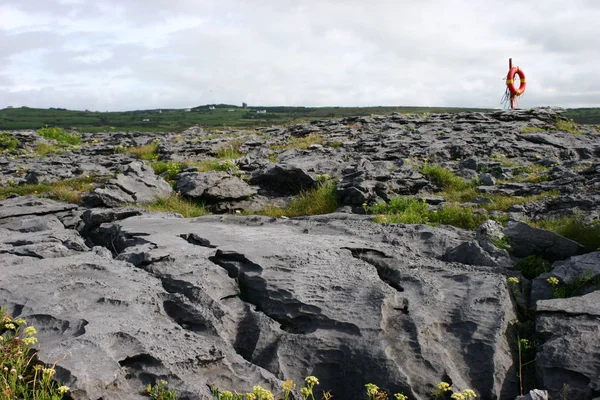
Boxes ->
[0,0,599,111]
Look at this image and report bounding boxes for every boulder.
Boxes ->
[249,164,315,195]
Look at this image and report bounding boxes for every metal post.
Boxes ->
[509,58,516,109]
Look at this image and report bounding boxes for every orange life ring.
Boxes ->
[506,67,526,96]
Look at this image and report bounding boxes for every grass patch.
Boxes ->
[531,215,600,251]
[149,161,184,180]
[556,119,583,134]
[0,176,100,202]
[270,133,324,151]
[127,139,159,160]
[37,126,81,145]
[34,143,64,156]
[0,306,71,399]
[216,138,244,159]
[142,194,209,218]
[257,179,338,218]
[0,132,19,151]
[480,190,559,212]
[368,197,488,230]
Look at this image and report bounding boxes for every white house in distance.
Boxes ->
[209,106,216,110]
[256,110,267,114]
[184,108,191,112]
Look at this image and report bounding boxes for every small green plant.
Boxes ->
[515,255,551,280]
[492,236,511,251]
[0,307,71,399]
[37,126,81,145]
[0,132,19,151]
[145,380,177,400]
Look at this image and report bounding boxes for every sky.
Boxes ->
[1,0,599,111]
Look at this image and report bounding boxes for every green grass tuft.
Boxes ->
[257,179,338,218]
[421,163,475,191]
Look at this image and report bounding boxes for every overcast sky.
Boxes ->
[1,0,599,111]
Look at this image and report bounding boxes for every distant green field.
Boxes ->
[0,105,597,132]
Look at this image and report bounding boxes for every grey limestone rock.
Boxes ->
[249,163,316,195]
[536,290,600,399]
[84,161,173,207]
[176,171,257,201]
[504,220,584,261]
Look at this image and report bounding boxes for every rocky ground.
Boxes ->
[0,108,599,400]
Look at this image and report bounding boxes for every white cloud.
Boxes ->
[0,0,599,111]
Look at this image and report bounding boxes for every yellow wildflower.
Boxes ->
[57,386,70,394]
[22,337,38,346]
[24,326,37,336]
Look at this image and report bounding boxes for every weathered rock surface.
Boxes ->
[176,172,257,201]
[536,290,600,399]
[83,161,173,207]
[1,197,518,400]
